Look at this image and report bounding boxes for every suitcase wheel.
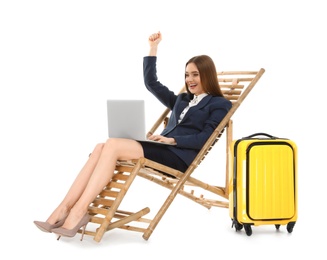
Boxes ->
[286,222,296,233]
[244,224,252,236]
[231,219,243,231]
[275,224,280,230]
[235,222,243,231]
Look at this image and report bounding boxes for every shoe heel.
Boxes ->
[56,223,87,241]
[80,223,87,241]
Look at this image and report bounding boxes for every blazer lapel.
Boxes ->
[174,98,189,124]
[181,95,212,121]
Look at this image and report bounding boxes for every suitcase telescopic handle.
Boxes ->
[244,133,278,139]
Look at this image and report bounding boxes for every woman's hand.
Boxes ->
[148,31,162,46]
[148,31,162,56]
[147,134,176,145]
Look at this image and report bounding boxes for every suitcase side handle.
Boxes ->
[244,133,278,139]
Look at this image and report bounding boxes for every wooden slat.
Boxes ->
[221,89,243,94]
[88,206,111,216]
[93,197,115,207]
[99,189,119,198]
[218,70,258,75]
[107,181,126,190]
[112,172,130,181]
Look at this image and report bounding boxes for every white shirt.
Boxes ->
[178,93,208,123]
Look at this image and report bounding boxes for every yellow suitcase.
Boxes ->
[229,133,298,236]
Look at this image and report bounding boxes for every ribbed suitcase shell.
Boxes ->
[229,133,298,235]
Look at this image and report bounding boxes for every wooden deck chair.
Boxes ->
[82,68,265,242]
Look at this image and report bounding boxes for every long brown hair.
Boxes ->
[185,55,223,97]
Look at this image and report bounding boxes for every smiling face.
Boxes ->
[185,62,205,96]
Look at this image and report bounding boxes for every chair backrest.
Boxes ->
[148,69,265,170]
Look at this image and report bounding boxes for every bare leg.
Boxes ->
[45,143,106,225]
[60,138,144,229]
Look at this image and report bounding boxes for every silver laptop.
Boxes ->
[106,99,173,145]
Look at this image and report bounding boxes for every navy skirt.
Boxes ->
[138,142,188,173]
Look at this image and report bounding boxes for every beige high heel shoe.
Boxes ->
[52,213,91,241]
[34,216,68,233]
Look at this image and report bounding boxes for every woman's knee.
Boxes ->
[105,138,121,147]
[93,143,105,153]
[105,138,143,158]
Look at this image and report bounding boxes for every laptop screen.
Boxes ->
[106,99,146,140]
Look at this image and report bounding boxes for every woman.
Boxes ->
[34,31,232,239]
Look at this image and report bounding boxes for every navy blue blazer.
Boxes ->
[143,56,232,166]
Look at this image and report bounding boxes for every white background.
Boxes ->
[1,0,325,259]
